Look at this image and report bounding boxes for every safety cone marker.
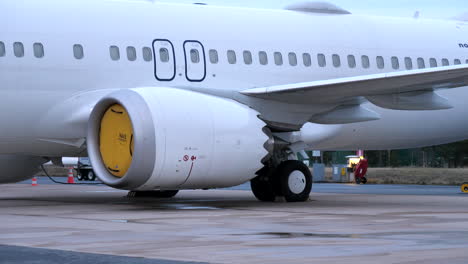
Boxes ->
[31,177,38,186]
[67,167,75,184]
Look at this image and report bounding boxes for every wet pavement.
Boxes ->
[229,182,464,196]
[22,176,464,196]
[1,182,467,263]
[0,244,205,264]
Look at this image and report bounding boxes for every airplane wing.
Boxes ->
[242,65,468,109]
[241,65,468,125]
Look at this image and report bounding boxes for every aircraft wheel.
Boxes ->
[251,167,277,202]
[277,160,312,202]
[87,170,96,181]
[461,183,468,193]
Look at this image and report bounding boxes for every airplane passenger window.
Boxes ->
[127,46,137,61]
[289,52,297,66]
[209,49,218,64]
[142,47,153,62]
[442,58,449,66]
[332,54,341,67]
[361,55,370,68]
[73,44,84,60]
[417,58,425,69]
[159,48,170,62]
[317,53,326,67]
[391,56,399,69]
[33,43,44,58]
[274,52,283,66]
[454,59,461,65]
[14,42,24,58]
[227,50,236,64]
[404,57,413,70]
[243,50,253,65]
[259,51,268,65]
[109,46,119,61]
[303,53,311,67]
[430,58,437,67]
[190,49,200,63]
[347,55,356,68]
[0,41,5,57]
[376,56,384,69]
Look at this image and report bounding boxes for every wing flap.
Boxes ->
[366,91,453,110]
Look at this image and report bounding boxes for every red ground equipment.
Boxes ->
[354,158,368,184]
[347,150,369,184]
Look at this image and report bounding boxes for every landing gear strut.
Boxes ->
[251,160,312,202]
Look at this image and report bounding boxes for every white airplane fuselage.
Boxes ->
[2,0,468,158]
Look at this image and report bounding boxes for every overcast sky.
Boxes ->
[161,0,467,19]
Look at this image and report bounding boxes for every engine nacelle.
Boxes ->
[87,87,269,190]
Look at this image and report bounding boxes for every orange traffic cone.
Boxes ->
[32,177,38,186]
[67,167,75,184]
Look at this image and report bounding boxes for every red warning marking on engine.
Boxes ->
[191,156,197,161]
[183,155,189,162]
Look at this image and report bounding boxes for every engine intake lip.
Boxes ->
[87,89,156,190]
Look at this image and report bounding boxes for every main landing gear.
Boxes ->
[251,160,312,202]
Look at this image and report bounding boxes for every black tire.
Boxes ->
[277,160,312,202]
[87,170,96,181]
[355,177,361,184]
[77,173,84,181]
[128,190,179,198]
[251,174,276,202]
[361,177,368,184]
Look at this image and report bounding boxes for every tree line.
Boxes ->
[314,140,468,168]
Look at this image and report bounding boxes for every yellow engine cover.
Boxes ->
[462,183,468,193]
[99,104,134,178]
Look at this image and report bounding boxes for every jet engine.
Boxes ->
[87,87,269,191]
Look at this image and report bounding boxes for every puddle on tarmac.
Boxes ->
[235,231,468,244]
[148,203,220,210]
[110,219,129,223]
[113,202,221,211]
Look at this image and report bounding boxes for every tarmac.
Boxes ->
[1,178,468,264]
